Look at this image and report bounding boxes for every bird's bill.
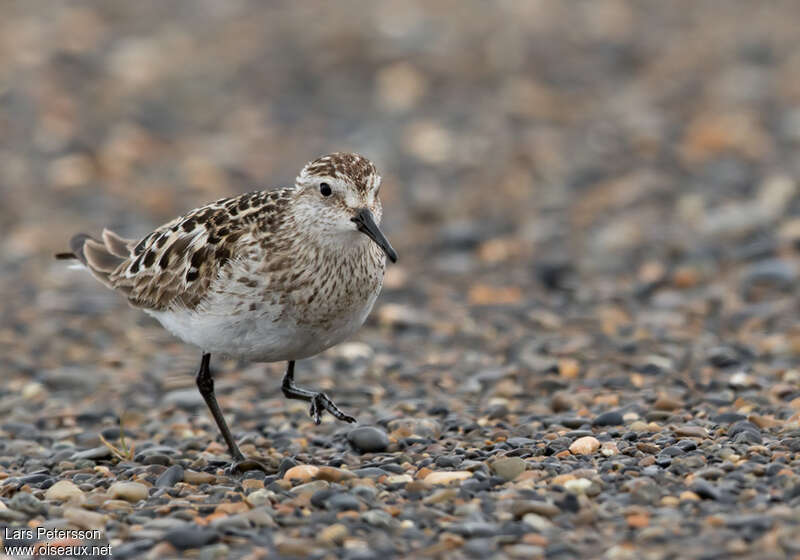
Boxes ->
[352,208,398,263]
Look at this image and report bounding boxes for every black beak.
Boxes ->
[351,208,398,263]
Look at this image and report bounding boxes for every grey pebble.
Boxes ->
[326,493,362,511]
[71,446,112,461]
[155,465,184,488]
[347,426,389,452]
[10,492,46,516]
[163,527,219,550]
[593,411,624,426]
[691,480,721,500]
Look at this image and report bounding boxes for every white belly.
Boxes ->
[146,286,380,362]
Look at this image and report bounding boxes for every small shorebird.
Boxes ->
[57,152,397,471]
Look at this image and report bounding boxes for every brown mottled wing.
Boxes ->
[106,189,290,311]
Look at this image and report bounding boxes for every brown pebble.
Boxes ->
[316,466,356,482]
[654,395,683,411]
[674,426,708,438]
[569,436,600,455]
[283,465,319,483]
[183,470,216,484]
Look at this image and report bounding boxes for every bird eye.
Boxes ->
[319,182,332,197]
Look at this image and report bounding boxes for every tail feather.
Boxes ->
[68,233,93,265]
[102,228,135,258]
[57,232,127,289]
[84,239,125,273]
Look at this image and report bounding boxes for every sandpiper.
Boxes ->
[57,152,398,471]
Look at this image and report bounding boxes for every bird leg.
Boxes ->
[195,353,275,473]
[281,360,356,424]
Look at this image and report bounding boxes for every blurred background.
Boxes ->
[2,0,798,410]
[1,2,799,557]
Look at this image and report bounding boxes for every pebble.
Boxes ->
[107,482,149,502]
[45,479,86,503]
[569,436,601,455]
[10,492,46,516]
[593,411,624,426]
[163,527,219,550]
[424,471,473,485]
[155,465,184,487]
[511,500,561,518]
[63,506,107,530]
[347,426,390,452]
[71,446,113,460]
[244,489,273,507]
[283,464,319,482]
[325,492,362,512]
[491,457,527,481]
[183,470,216,484]
[290,480,330,495]
[318,523,349,545]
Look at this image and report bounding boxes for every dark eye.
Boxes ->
[319,182,332,197]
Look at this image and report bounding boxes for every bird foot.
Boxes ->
[309,393,357,425]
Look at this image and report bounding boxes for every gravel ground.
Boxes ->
[1,2,800,559]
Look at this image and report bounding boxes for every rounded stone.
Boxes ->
[107,481,149,502]
[569,436,601,455]
[424,471,472,485]
[45,480,86,503]
[347,426,390,452]
[491,457,526,481]
[155,465,184,488]
[163,528,218,550]
[283,465,319,483]
[593,411,624,426]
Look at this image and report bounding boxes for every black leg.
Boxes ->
[196,353,245,461]
[281,360,357,424]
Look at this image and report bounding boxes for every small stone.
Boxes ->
[593,411,624,426]
[522,513,554,531]
[347,426,390,452]
[601,442,619,456]
[107,481,149,502]
[564,478,593,495]
[511,500,560,518]
[290,480,329,495]
[674,426,709,438]
[63,507,107,530]
[183,470,216,485]
[275,536,318,557]
[283,465,320,483]
[10,492,46,516]
[326,493,361,512]
[569,436,601,455]
[155,465,184,488]
[318,523,349,545]
[691,481,721,501]
[316,466,356,482]
[45,480,86,504]
[423,488,458,505]
[558,358,580,379]
[385,473,413,485]
[163,527,218,550]
[653,395,683,411]
[424,471,473,485]
[491,457,526,481]
[70,446,112,461]
[245,489,273,507]
[740,258,798,300]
